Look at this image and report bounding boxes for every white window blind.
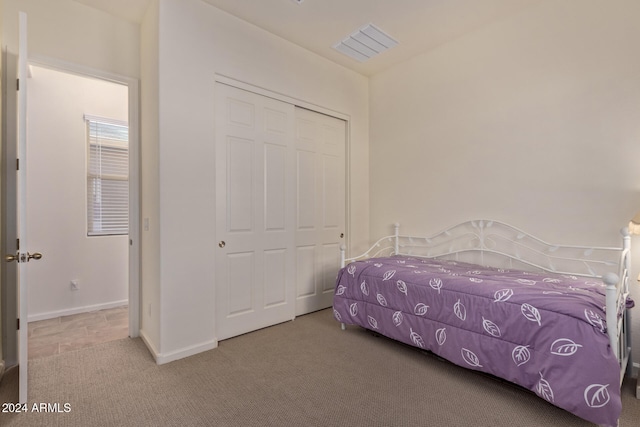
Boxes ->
[86,116,129,236]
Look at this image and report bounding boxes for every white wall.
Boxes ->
[139,0,369,362]
[369,0,640,366]
[26,65,129,320]
[2,0,139,78]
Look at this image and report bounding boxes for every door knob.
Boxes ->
[4,252,43,262]
[28,252,42,261]
[218,241,226,248]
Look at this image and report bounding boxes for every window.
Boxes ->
[85,116,129,236]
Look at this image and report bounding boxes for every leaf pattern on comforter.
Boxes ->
[332,256,624,427]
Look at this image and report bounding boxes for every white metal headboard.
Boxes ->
[341,220,630,282]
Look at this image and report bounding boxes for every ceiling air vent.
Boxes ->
[333,23,398,62]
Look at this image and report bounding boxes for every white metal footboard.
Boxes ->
[338,220,632,383]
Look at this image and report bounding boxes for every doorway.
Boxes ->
[25,64,131,358]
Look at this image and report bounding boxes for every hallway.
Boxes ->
[28,306,128,359]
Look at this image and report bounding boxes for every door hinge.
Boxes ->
[17,238,20,250]
[17,318,20,330]
[16,159,19,170]
[17,78,19,91]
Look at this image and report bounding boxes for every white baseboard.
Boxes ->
[156,339,218,365]
[139,329,217,365]
[633,362,640,379]
[28,300,128,322]
[139,329,160,361]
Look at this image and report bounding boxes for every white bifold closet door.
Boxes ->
[215,83,346,340]
[294,107,346,315]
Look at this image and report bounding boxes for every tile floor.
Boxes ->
[27,306,129,360]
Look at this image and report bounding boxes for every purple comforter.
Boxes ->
[332,256,623,426]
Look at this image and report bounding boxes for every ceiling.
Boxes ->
[74,0,542,76]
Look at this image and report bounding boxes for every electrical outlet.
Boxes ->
[70,280,79,291]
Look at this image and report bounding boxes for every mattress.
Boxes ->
[332,255,622,426]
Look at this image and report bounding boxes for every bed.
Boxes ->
[333,221,633,427]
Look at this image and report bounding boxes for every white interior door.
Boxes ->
[215,83,296,340]
[295,107,346,315]
[17,11,30,404]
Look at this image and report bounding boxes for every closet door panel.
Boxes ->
[322,154,342,229]
[265,144,286,232]
[215,83,295,340]
[295,108,346,315]
[263,249,287,307]
[225,252,255,316]
[321,243,341,293]
[227,138,254,233]
[296,245,316,298]
[296,150,316,230]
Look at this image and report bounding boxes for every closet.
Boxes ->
[215,83,346,340]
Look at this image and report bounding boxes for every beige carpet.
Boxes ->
[1,308,639,426]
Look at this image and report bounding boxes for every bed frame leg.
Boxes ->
[341,323,346,331]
